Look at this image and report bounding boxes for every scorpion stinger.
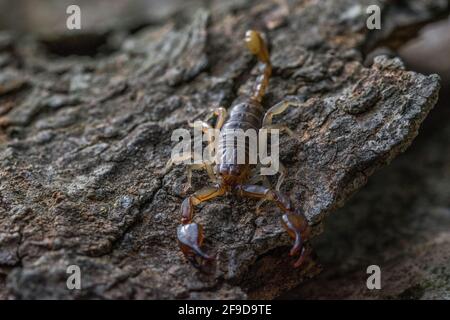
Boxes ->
[175,30,311,271]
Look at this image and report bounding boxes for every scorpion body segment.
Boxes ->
[216,30,271,187]
[175,30,310,271]
[217,98,264,187]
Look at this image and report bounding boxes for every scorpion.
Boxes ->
[170,30,310,270]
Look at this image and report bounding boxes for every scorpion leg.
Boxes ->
[176,116,219,192]
[205,107,227,129]
[262,123,294,137]
[250,162,286,212]
[249,172,272,188]
[190,107,227,131]
[178,185,226,268]
[248,169,272,213]
[163,150,193,175]
[164,151,216,193]
[275,162,286,191]
[236,184,310,267]
[184,162,217,193]
[183,107,226,191]
[248,172,269,213]
[262,96,305,127]
[262,96,306,139]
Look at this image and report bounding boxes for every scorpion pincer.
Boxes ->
[173,30,310,270]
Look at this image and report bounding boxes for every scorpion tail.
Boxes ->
[244,30,272,103]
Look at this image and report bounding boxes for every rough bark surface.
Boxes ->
[283,15,450,299]
[0,0,445,299]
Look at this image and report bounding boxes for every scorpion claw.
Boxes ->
[177,223,214,268]
[293,247,307,268]
[281,212,310,267]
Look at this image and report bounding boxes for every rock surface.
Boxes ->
[0,0,446,299]
[283,16,450,300]
[282,82,450,300]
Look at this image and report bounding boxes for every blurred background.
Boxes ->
[0,0,449,299]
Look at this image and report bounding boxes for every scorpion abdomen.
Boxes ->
[217,98,264,182]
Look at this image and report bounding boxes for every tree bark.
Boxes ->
[0,0,446,299]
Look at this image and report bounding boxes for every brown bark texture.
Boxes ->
[0,0,447,299]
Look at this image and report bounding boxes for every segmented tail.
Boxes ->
[244,30,272,103]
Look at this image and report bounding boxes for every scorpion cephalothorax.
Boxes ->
[168,30,310,271]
